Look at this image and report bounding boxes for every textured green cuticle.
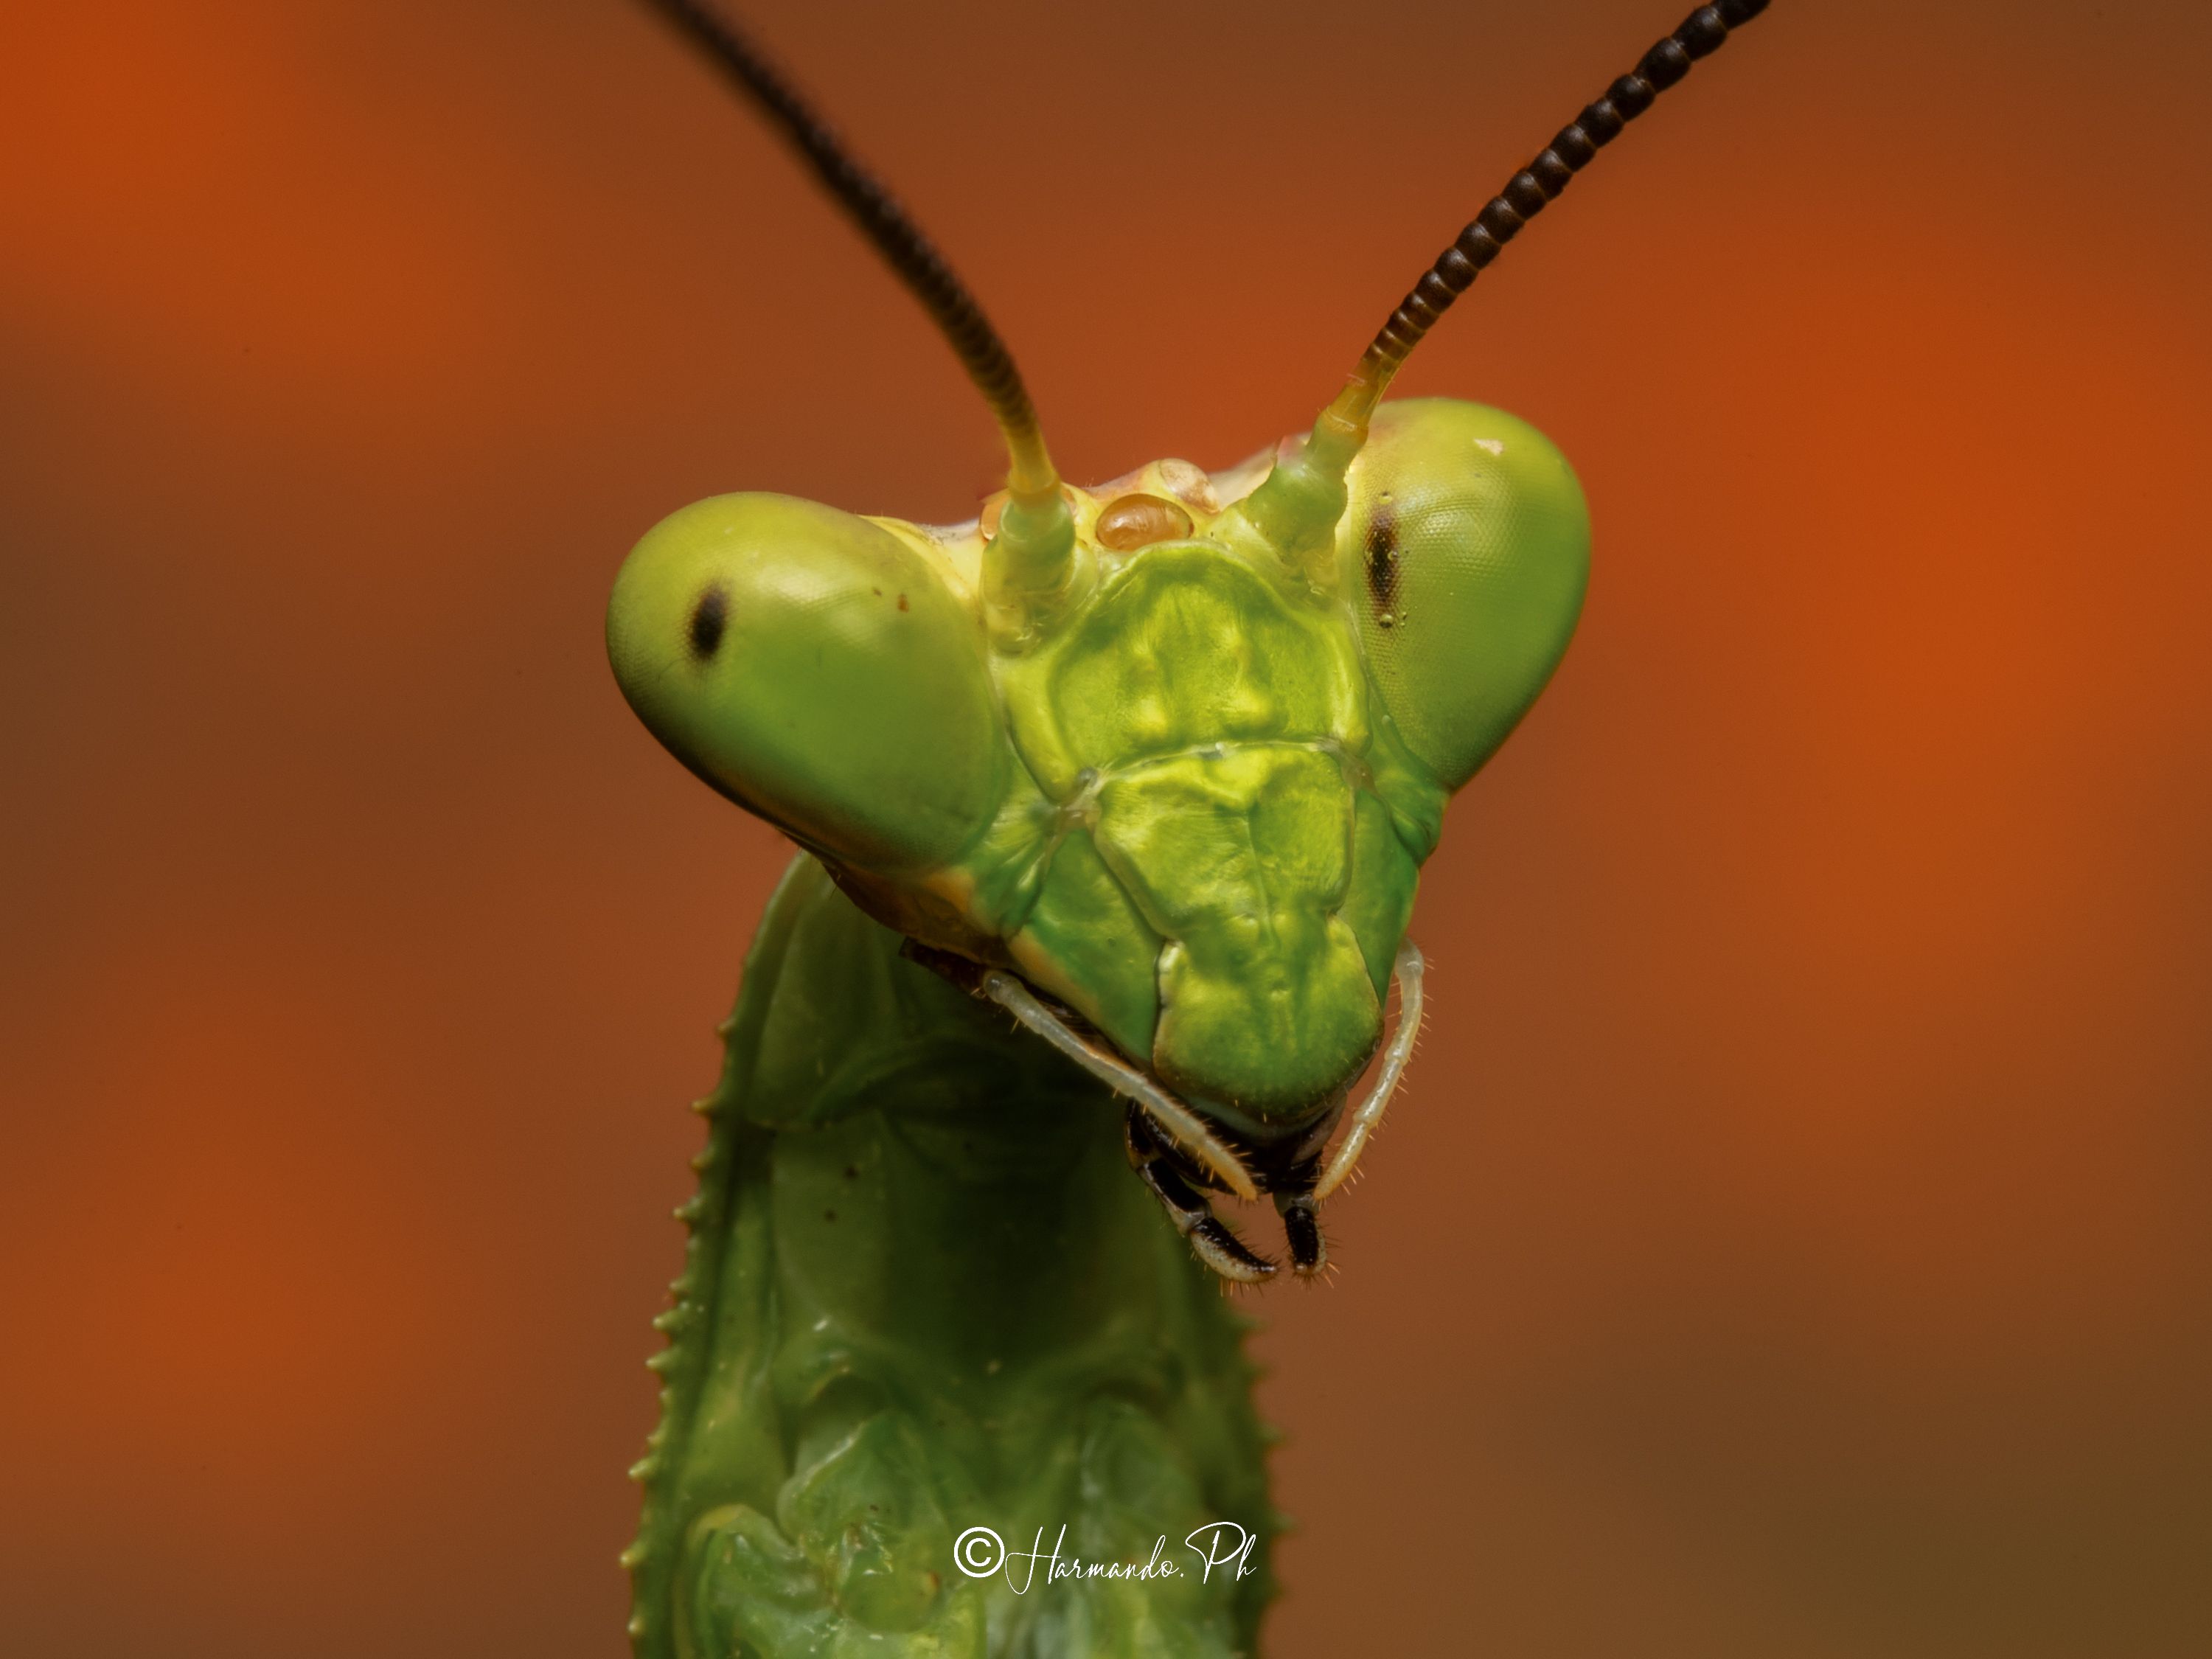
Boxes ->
[626,859,1276,1659]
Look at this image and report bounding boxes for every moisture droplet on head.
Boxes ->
[1155,459,1218,513]
[1095,493,1194,552]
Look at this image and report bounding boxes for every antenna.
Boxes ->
[1242,0,1775,562]
[636,0,1074,607]
[1340,0,1773,428]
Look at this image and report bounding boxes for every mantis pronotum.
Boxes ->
[606,2,1774,1652]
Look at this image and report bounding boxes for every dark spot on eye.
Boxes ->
[824,1209,837,1222]
[897,593,909,611]
[688,584,729,659]
[1364,505,1400,622]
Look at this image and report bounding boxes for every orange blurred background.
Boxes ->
[4,1,2208,1653]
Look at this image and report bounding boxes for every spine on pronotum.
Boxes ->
[602,4,1773,1654]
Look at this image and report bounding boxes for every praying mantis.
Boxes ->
[605,1,1775,1653]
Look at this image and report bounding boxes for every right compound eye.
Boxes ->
[606,493,1007,877]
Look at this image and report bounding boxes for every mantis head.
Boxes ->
[608,0,1768,1278]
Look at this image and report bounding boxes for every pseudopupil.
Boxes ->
[1363,506,1401,623]
[688,585,729,660]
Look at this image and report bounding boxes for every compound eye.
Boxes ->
[1340,400,1590,790]
[608,493,1005,874]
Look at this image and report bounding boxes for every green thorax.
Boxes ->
[626,858,1275,1659]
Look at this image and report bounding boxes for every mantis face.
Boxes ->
[608,398,1587,1267]
[612,0,1767,1275]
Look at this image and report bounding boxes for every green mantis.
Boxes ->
[607,1,1773,1652]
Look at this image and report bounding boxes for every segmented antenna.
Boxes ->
[636,0,1060,501]
[1332,0,1773,428]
